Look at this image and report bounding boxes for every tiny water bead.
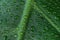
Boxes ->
[14,35,17,38]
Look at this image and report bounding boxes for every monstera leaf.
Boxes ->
[0,0,60,40]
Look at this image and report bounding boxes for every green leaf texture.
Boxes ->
[0,0,60,40]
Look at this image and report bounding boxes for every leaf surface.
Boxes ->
[0,0,60,40]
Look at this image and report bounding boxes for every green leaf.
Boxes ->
[0,0,25,40]
[0,0,60,40]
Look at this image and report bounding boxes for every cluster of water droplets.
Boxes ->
[0,0,25,40]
